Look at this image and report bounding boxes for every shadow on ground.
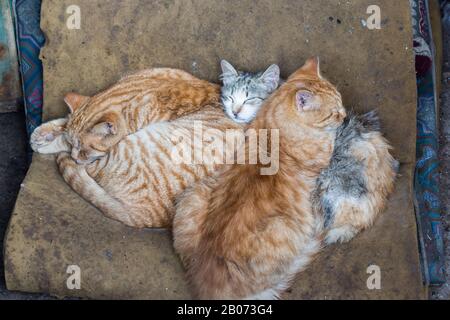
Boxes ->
[0,111,54,299]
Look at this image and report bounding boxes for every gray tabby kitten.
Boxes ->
[312,110,398,244]
[220,60,280,123]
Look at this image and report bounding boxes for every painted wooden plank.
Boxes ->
[0,0,21,112]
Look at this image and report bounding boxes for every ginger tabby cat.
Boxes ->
[32,68,220,160]
[173,58,347,299]
[31,68,241,227]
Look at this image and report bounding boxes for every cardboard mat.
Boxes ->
[4,0,425,299]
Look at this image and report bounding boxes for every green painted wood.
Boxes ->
[0,0,21,112]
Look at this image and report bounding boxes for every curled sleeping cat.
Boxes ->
[31,68,221,158]
[31,68,242,227]
[173,58,397,299]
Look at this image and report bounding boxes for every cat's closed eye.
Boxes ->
[219,60,280,123]
[244,97,263,104]
[224,96,235,103]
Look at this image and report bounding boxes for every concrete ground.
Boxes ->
[0,111,53,299]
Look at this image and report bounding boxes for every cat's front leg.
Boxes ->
[56,152,138,227]
[31,118,71,154]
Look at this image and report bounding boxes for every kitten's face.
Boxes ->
[63,93,125,164]
[220,60,280,123]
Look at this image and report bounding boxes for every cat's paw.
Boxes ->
[324,225,358,245]
[30,118,68,154]
[56,152,84,181]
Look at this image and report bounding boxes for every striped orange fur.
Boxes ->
[65,68,221,164]
[31,68,241,227]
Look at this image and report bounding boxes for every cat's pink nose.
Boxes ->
[233,108,243,117]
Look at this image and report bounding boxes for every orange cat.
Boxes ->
[31,68,241,227]
[173,58,346,299]
[31,68,220,160]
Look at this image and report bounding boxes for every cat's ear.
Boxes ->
[91,113,118,136]
[295,90,319,112]
[300,57,321,78]
[220,59,238,85]
[64,92,90,113]
[90,121,116,136]
[260,64,280,92]
[289,57,322,80]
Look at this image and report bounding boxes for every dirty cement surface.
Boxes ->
[0,111,54,299]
